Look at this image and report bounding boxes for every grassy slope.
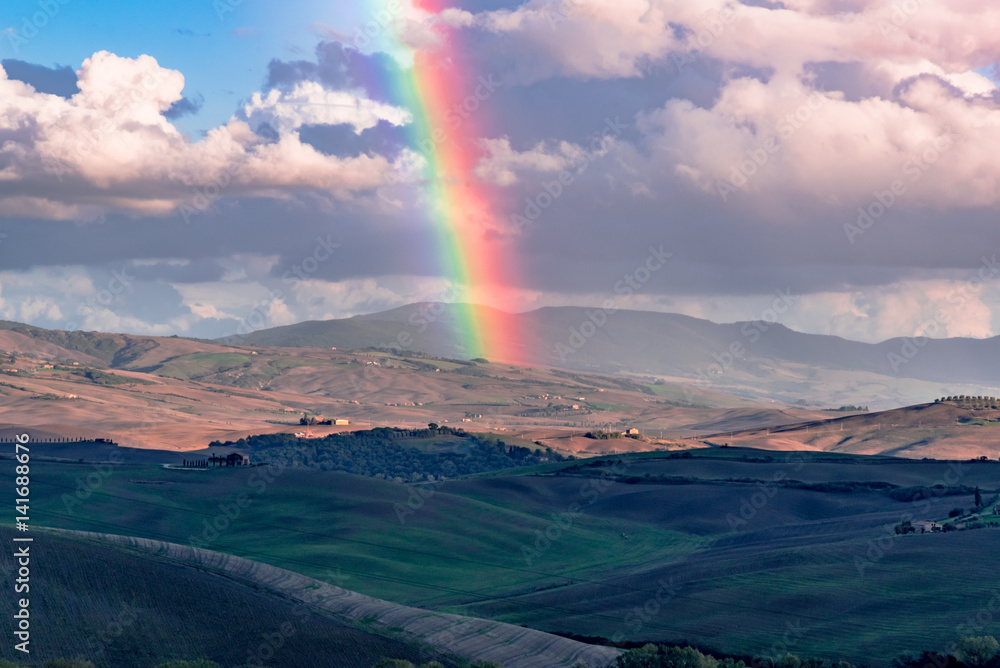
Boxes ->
[447,452,1000,663]
[10,458,695,611]
[0,526,434,667]
[8,449,1000,665]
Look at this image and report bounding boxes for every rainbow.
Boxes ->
[377,0,526,365]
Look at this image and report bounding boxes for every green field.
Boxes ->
[0,525,436,667]
[9,458,694,611]
[7,448,1000,666]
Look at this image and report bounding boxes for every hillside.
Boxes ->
[52,529,621,668]
[0,526,436,667]
[688,398,1000,459]
[227,303,1000,408]
[10,451,1000,666]
[0,331,835,453]
[4,318,1000,459]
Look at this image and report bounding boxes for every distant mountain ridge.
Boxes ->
[223,302,1000,406]
[3,305,999,408]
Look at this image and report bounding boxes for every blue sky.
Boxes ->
[2,0,367,135]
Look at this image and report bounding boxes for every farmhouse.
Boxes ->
[207,453,250,467]
[913,521,943,533]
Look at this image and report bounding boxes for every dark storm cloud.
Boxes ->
[263,42,404,106]
[506,162,1000,298]
[164,94,205,119]
[1,60,79,97]
[298,119,408,159]
[0,198,435,284]
[804,62,890,102]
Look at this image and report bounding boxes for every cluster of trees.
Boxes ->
[299,413,333,425]
[71,368,152,386]
[586,430,625,439]
[939,396,1000,409]
[208,426,563,480]
[615,637,1000,668]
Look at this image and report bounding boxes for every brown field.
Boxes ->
[1,330,999,459]
[0,333,836,453]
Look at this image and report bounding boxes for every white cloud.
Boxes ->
[241,81,411,135]
[0,52,413,220]
[637,75,1000,211]
[445,0,1000,83]
[474,137,590,185]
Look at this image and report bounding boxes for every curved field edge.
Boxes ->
[51,528,622,668]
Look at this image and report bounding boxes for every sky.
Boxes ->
[2,0,1000,345]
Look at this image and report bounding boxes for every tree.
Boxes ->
[428,423,439,431]
[955,636,999,667]
[975,487,983,508]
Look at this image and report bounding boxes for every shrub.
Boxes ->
[955,636,1000,667]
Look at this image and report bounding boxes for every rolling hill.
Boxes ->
[0,525,437,667]
[685,397,1000,459]
[8,449,1000,666]
[0,526,618,668]
[226,303,1000,408]
[0,325,842,454]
